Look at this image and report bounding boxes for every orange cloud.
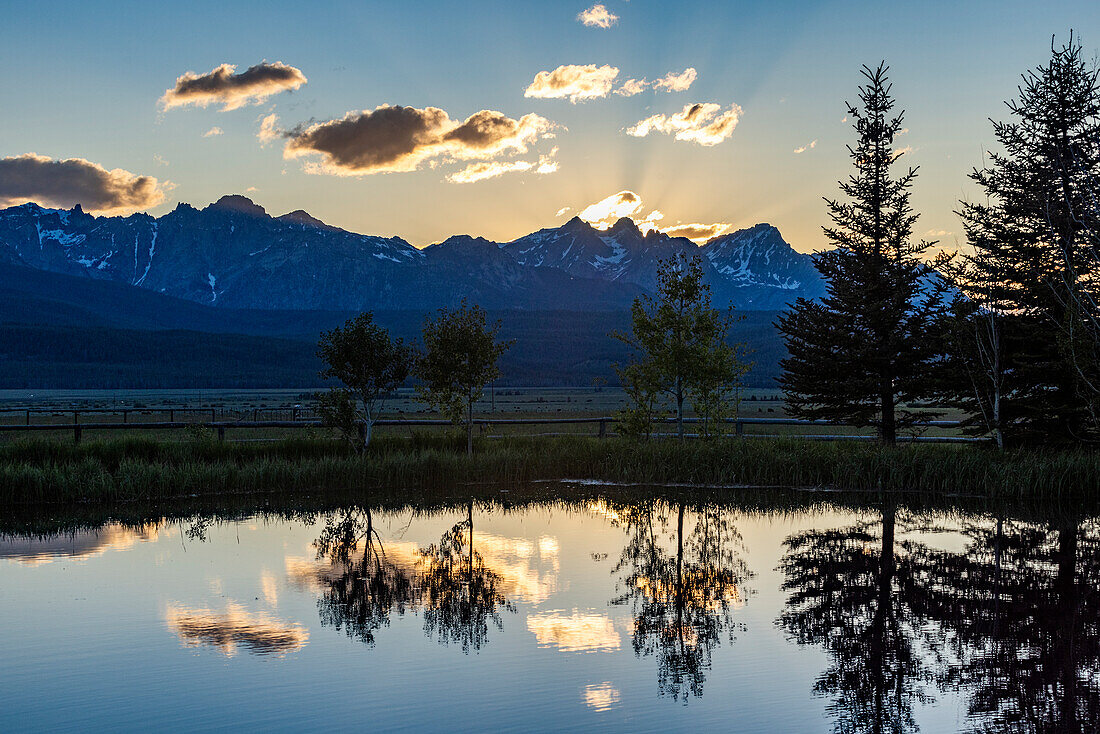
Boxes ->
[447,150,558,184]
[283,105,556,177]
[627,102,742,146]
[577,3,618,28]
[161,62,306,111]
[653,67,698,92]
[576,190,730,243]
[164,602,309,657]
[525,64,620,103]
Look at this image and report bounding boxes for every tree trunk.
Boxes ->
[466,394,474,457]
[879,375,896,445]
[676,376,685,440]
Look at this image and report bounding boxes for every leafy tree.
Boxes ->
[613,254,751,439]
[416,300,512,455]
[317,312,410,449]
[777,63,946,445]
[952,35,1100,443]
[615,360,663,440]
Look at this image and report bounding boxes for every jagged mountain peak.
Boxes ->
[206,195,268,218]
[605,217,643,239]
[276,209,334,230]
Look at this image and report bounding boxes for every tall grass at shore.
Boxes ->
[1,433,1097,505]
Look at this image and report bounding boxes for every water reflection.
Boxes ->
[778,499,932,734]
[309,501,515,653]
[417,501,515,652]
[10,487,1100,730]
[0,522,167,565]
[611,500,752,702]
[164,602,309,657]
[313,507,417,646]
[906,513,1100,733]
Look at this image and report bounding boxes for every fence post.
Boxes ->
[74,424,82,444]
[211,409,217,423]
[123,410,128,424]
[169,409,174,423]
[598,419,607,439]
[217,426,226,442]
[736,420,744,438]
[358,423,367,444]
[25,410,29,426]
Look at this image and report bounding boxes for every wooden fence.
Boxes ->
[0,408,982,444]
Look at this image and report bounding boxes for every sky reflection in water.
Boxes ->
[2,490,1098,733]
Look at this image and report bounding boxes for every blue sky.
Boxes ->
[1,0,1099,251]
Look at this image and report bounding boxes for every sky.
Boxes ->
[1,0,1099,253]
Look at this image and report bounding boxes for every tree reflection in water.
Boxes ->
[313,500,513,653]
[777,500,933,734]
[314,506,416,646]
[906,513,1100,733]
[611,500,752,702]
[416,501,514,653]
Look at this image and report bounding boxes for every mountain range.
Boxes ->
[0,195,824,312]
[0,195,815,388]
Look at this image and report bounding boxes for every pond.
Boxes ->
[1,482,1096,733]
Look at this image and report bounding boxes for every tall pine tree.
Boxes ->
[777,63,944,444]
[953,35,1100,443]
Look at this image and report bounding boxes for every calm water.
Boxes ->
[1,484,1097,733]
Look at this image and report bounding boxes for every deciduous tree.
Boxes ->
[317,312,410,449]
[416,300,512,455]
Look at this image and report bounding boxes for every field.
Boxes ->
[0,386,971,443]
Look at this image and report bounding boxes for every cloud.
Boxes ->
[160,62,306,111]
[891,145,914,160]
[626,102,742,146]
[653,67,697,92]
[661,222,731,242]
[0,153,166,214]
[525,64,619,103]
[153,154,169,166]
[447,149,558,183]
[282,105,556,177]
[793,139,817,154]
[577,3,618,28]
[579,190,643,223]
[257,113,281,145]
[164,602,308,657]
[556,206,572,217]
[576,190,729,243]
[203,126,224,137]
[615,78,648,97]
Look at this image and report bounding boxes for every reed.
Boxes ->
[1,433,1097,505]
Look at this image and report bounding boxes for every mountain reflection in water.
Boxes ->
[3,486,1100,733]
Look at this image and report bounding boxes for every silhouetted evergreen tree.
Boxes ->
[777,63,945,444]
[952,35,1100,443]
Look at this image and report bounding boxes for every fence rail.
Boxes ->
[0,413,984,444]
